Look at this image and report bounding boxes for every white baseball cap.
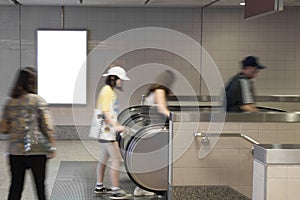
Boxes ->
[102,66,130,80]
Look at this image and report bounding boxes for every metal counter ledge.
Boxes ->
[170,111,300,122]
[253,144,300,164]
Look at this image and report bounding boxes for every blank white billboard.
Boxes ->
[37,30,87,104]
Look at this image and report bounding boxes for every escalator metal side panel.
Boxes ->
[118,105,168,127]
[118,105,151,124]
[118,105,170,192]
[124,127,169,192]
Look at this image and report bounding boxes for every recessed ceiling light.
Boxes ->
[240,2,245,6]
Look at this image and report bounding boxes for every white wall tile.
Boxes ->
[267,166,287,179]
[203,7,300,96]
[287,166,300,179]
[266,179,287,200]
[287,179,300,200]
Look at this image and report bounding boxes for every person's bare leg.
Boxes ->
[97,143,109,184]
[110,163,120,187]
[97,162,107,183]
[108,142,122,188]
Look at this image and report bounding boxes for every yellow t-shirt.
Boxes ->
[96,85,118,120]
[95,85,118,142]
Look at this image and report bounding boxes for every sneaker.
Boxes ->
[134,187,155,196]
[109,189,132,199]
[94,186,113,194]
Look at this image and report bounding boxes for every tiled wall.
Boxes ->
[266,165,300,200]
[1,6,300,124]
[202,7,300,96]
[0,6,203,125]
[0,6,20,107]
[253,161,300,200]
[172,121,300,198]
[1,5,300,197]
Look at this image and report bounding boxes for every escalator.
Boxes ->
[117,105,169,195]
[117,104,288,195]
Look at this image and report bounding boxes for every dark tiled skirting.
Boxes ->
[0,125,90,140]
[55,125,90,140]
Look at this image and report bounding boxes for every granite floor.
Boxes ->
[0,140,250,200]
[50,161,163,200]
[171,186,250,200]
[0,140,98,200]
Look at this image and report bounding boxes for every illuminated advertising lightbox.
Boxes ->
[37,30,87,104]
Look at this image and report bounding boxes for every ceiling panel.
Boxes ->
[285,0,300,6]
[83,0,145,6]
[213,0,243,7]
[18,0,79,5]
[4,0,300,7]
[213,0,300,7]
[0,0,14,5]
[147,0,213,7]
[18,0,146,6]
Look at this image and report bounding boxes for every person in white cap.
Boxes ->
[94,66,131,199]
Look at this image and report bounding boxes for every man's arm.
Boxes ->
[240,79,258,112]
[154,89,170,117]
[240,104,259,112]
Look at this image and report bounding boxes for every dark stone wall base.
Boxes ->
[54,125,90,140]
[0,125,91,140]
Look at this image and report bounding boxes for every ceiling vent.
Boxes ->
[0,0,15,5]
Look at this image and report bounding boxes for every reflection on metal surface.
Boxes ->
[168,95,300,102]
[117,105,169,193]
[172,111,300,122]
[194,132,259,145]
[254,144,300,164]
[124,126,168,192]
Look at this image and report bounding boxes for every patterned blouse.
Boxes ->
[2,93,56,155]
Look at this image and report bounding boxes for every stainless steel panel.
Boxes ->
[168,95,300,102]
[117,105,169,192]
[254,144,300,164]
[125,128,169,191]
[194,132,259,145]
[171,111,300,122]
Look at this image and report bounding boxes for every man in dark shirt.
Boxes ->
[225,56,266,112]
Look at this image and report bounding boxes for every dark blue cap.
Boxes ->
[242,56,266,69]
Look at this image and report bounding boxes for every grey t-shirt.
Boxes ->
[225,73,255,112]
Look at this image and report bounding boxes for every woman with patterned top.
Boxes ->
[0,67,56,200]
